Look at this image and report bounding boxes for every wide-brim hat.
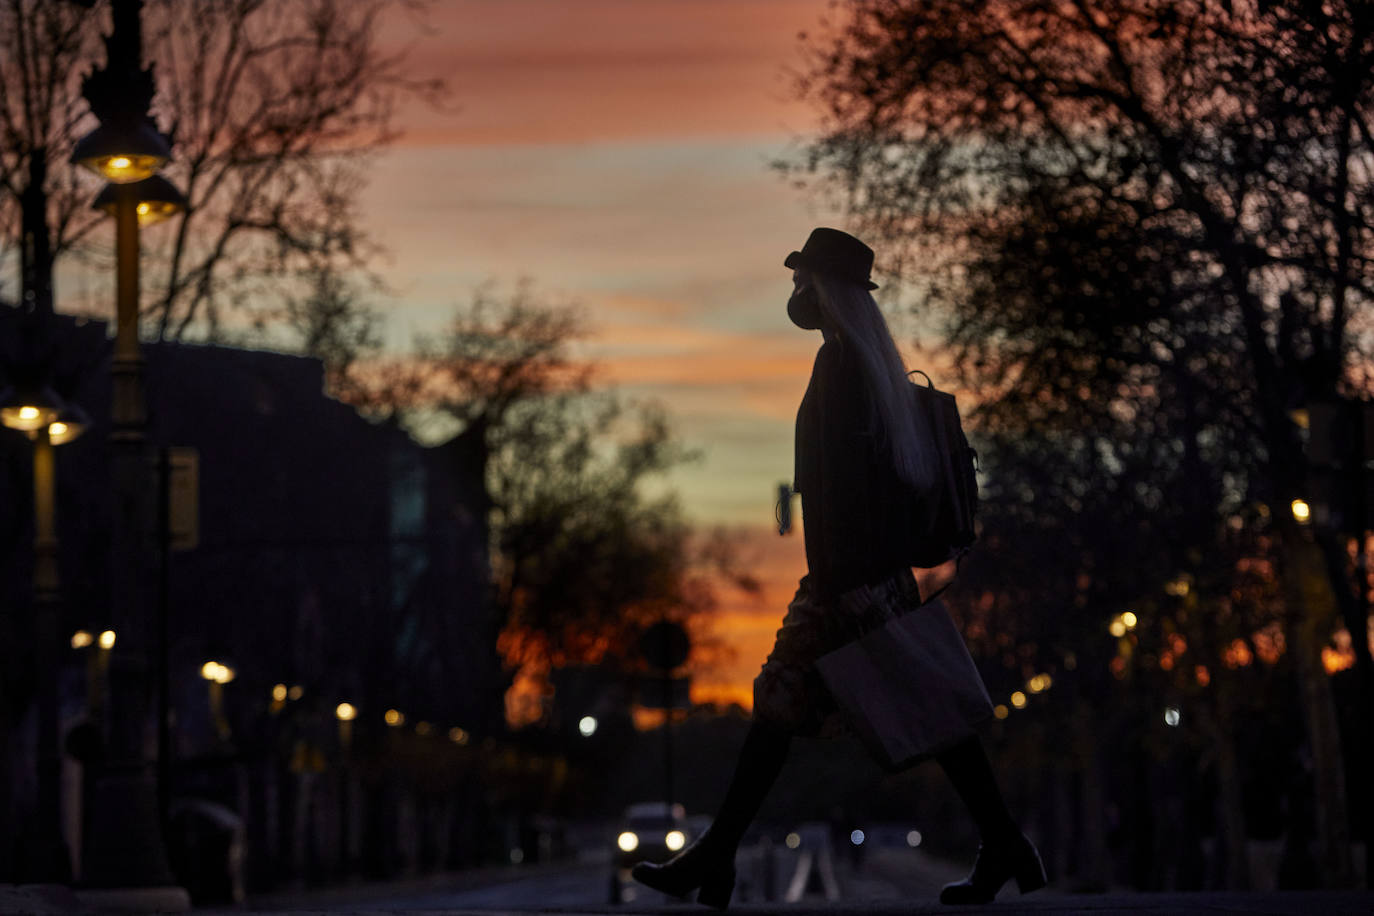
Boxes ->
[784,227,879,290]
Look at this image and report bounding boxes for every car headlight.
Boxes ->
[665,830,686,851]
[618,831,640,852]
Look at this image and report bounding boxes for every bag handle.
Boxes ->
[907,369,935,388]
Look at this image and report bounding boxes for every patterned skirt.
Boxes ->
[752,568,923,737]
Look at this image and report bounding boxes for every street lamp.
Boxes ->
[70,1,188,902]
[47,404,91,446]
[92,174,186,226]
[71,120,170,184]
[200,661,236,741]
[0,382,64,432]
[1,386,87,882]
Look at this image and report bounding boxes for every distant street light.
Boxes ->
[2,383,88,880]
[578,715,598,737]
[1291,498,1312,525]
[199,661,235,684]
[200,661,235,740]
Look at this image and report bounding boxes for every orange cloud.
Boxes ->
[689,525,809,710]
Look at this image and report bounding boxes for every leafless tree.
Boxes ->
[0,0,442,339]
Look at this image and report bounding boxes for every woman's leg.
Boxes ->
[935,735,1046,904]
[631,719,792,907]
[706,719,793,850]
[935,735,1018,842]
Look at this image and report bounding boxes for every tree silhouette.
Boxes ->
[789,0,1374,887]
[0,0,442,339]
[345,285,750,729]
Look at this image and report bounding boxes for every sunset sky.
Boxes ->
[364,0,869,706]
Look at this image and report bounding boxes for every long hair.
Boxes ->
[811,271,939,494]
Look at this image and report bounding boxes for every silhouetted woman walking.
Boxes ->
[632,228,1045,908]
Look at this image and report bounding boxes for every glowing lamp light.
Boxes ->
[906,830,923,848]
[1010,691,1027,709]
[288,685,304,701]
[849,829,866,846]
[0,384,63,432]
[1109,617,1127,638]
[1121,611,1138,629]
[665,830,686,851]
[1164,706,1182,727]
[200,661,235,684]
[785,832,802,850]
[993,704,1009,720]
[335,702,357,722]
[385,709,404,727]
[92,175,186,226]
[578,715,598,737]
[1291,499,1312,525]
[98,630,116,650]
[71,120,171,183]
[449,727,470,745]
[71,630,94,650]
[272,684,288,702]
[46,404,90,446]
[617,832,640,853]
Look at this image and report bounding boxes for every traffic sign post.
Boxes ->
[639,621,691,818]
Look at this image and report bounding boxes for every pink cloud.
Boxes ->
[382,0,832,146]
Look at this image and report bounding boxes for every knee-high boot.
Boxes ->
[631,720,792,909]
[935,735,1046,904]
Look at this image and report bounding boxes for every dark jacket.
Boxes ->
[794,337,922,599]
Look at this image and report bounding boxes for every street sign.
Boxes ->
[151,447,199,551]
[638,620,690,671]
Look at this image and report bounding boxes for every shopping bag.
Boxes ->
[815,599,993,770]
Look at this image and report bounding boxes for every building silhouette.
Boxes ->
[1,305,505,888]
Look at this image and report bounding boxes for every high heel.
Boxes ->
[630,833,737,909]
[939,831,1046,905]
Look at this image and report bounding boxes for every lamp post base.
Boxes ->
[79,761,185,907]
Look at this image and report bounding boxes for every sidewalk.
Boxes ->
[456,894,1374,915]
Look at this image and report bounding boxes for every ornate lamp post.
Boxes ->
[68,1,187,906]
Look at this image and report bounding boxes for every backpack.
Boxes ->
[906,370,979,569]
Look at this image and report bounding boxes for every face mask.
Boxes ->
[788,284,823,330]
